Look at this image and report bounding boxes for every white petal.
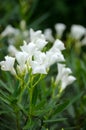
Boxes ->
[15,51,28,65]
[71,25,86,40]
[1,25,19,37]
[20,41,37,55]
[53,39,65,50]
[44,28,54,42]
[31,61,47,74]
[29,29,47,50]
[8,45,19,56]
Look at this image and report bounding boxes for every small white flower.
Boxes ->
[33,51,46,63]
[1,25,19,37]
[31,61,47,74]
[56,63,76,90]
[0,56,16,75]
[15,51,28,66]
[44,28,54,42]
[30,28,45,41]
[45,39,65,67]
[8,45,19,56]
[50,39,65,51]
[30,29,47,50]
[31,51,47,74]
[15,51,29,75]
[71,25,86,40]
[34,38,47,50]
[46,50,65,67]
[20,41,37,57]
[55,23,66,38]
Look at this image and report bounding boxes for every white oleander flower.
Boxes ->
[15,51,29,74]
[55,23,66,38]
[20,41,37,57]
[44,28,54,42]
[46,50,65,67]
[50,39,65,51]
[71,25,86,40]
[15,51,28,66]
[45,39,65,67]
[31,61,47,74]
[56,63,76,90]
[0,56,16,75]
[8,45,19,56]
[29,29,47,50]
[1,25,19,37]
[31,51,47,74]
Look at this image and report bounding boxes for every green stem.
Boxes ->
[16,111,21,130]
[29,87,33,115]
[33,74,42,88]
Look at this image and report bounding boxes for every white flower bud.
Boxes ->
[44,28,54,42]
[55,23,66,38]
[71,25,86,40]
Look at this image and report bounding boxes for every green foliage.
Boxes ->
[0,71,82,130]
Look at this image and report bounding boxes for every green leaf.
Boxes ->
[43,118,67,123]
[0,96,10,105]
[27,0,39,21]
[54,92,83,115]
[32,86,38,105]
[29,13,50,29]
[53,100,69,115]
[0,80,12,93]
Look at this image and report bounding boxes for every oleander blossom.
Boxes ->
[31,51,47,74]
[1,25,19,37]
[1,23,30,45]
[70,25,86,40]
[55,23,66,38]
[8,45,19,56]
[20,41,37,58]
[56,63,76,90]
[0,56,16,75]
[29,29,47,50]
[44,28,54,42]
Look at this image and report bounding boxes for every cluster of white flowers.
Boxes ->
[44,23,66,42]
[0,28,76,90]
[1,21,29,45]
[1,22,86,46]
[0,29,64,74]
[44,23,86,46]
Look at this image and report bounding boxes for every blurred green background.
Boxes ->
[0,0,86,30]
